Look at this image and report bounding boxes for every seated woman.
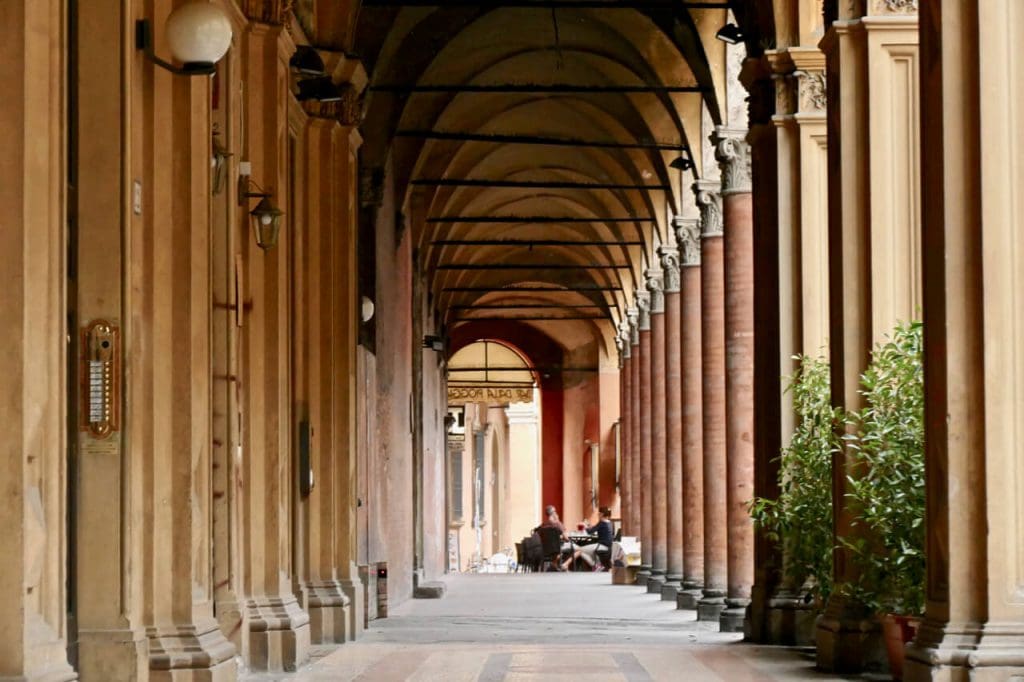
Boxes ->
[565,507,614,571]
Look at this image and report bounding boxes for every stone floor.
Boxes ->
[242,573,889,681]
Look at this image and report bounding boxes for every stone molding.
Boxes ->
[659,244,680,293]
[712,127,752,194]
[627,307,640,344]
[871,0,917,14]
[636,291,651,331]
[645,267,665,314]
[693,179,723,238]
[241,0,292,25]
[673,216,701,266]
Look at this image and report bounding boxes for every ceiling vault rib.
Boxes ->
[362,1,729,8]
[442,286,621,292]
[396,129,687,151]
[412,178,670,190]
[371,83,707,94]
[452,315,609,321]
[448,366,599,372]
[427,216,655,223]
[450,304,603,309]
[430,239,644,245]
[435,263,631,270]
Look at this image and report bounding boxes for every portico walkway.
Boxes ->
[242,574,884,681]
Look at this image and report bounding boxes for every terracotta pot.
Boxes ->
[881,613,920,680]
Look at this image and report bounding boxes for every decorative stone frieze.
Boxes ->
[627,307,640,345]
[636,291,652,331]
[646,267,665,314]
[241,0,292,25]
[301,84,363,125]
[659,244,681,293]
[871,0,917,14]
[713,127,752,195]
[674,216,702,266]
[693,180,723,238]
[795,70,827,112]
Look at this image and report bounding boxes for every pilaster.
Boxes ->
[694,181,727,622]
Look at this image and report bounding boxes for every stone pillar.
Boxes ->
[647,267,669,593]
[618,324,633,535]
[714,128,756,633]
[660,244,684,601]
[817,2,920,671]
[506,403,541,545]
[240,19,311,672]
[905,1,1024,678]
[676,218,705,609]
[628,309,642,539]
[694,180,727,621]
[0,2,77,678]
[636,291,653,586]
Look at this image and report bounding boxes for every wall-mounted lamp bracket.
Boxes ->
[135,19,217,76]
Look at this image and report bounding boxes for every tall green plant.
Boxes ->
[750,354,837,605]
[842,321,925,615]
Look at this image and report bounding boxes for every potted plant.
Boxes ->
[750,354,837,616]
[841,322,925,680]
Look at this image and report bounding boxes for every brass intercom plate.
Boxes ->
[80,320,120,439]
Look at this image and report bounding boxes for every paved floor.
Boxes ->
[242,573,887,681]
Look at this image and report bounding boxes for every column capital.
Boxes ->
[301,85,364,126]
[627,307,640,345]
[712,127,752,194]
[870,0,917,14]
[636,291,652,331]
[693,180,723,238]
[673,216,702,266]
[658,243,681,293]
[617,321,632,364]
[645,267,665,314]
[240,0,291,24]
[359,166,385,208]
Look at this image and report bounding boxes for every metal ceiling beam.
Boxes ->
[447,366,599,372]
[372,83,706,94]
[450,303,603,309]
[396,129,686,151]
[363,1,729,8]
[443,285,620,292]
[427,216,654,223]
[412,178,669,191]
[431,239,644,246]
[436,263,630,270]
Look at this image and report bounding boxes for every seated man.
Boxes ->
[572,507,615,571]
[536,505,576,571]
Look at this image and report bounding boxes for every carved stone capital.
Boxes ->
[645,268,664,314]
[359,166,385,208]
[300,84,364,126]
[712,127,752,194]
[635,291,651,331]
[673,216,701,266]
[794,69,827,113]
[870,0,917,14]
[617,321,632,361]
[241,0,292,25]
[658,244,680,293]
[692,180,723,238]
[626,307,640,345]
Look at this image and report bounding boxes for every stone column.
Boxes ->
[0,2,77,678]
[676,217,705,609]
[628,309,642,538]
[905,1,1024,678]
[818,2,921,671]
[714,127,756,633]
[636,291,654,585]
[240,19,311,671]
[660,244,684,601]
[617,323,633,535]
[647,267,669,593]
[694,180,728,621]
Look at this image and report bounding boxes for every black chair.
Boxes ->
[596,545,612,570]
[514,542,527,573]
[522,534,542,572]
[537,527,564,572]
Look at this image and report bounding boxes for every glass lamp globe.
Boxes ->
[165,2,233,69]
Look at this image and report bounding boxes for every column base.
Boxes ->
[244,595,311,672]
[646,570,667,594]
[815,595,885,673]
[305,580,351,644]
[214,595,243,653]
[21,614,82,682]
[904,617,1024,682]
[697,589,727,622]
[78,624,146,681]
[660,576,682,602]
[635,566,652,587]
[719,598,750,633]
[147,619,237,682]
[339,575,364,642]
[765,590,818,646]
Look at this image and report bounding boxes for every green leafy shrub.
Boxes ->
[750,354,838,606]
[841,321,925,615]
